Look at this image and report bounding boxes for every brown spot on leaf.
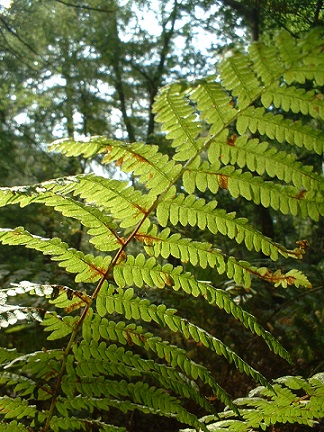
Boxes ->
[218,174,229,189]
[296,189,307,199]
[125,331,134,346]
[227,134,237,146]
[51,286,60,300]
[164,274,173,286]
[296,239,310,250]
[65,300,86,313]
[116,157,124,167]
[135,233,160,245]
[116,251,127,265]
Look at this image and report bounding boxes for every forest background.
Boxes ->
[0,1,323,431]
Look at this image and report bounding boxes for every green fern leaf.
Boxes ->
[248,42,284,85]
[50,415,127,432]
[219,50,261,109]
[51,137,183,196]
[84,311,235,410]
[45,194,122,251]
[135,225,276,288]
[41,312,80,340]
[0,185,124,251]
[183,161,323,220]
[96,284,273,388]
[112,251,309,351]
[181,373,324,432]
[0,228,111,283]
[73,340,215,412]
[46,174,154,229]
[208,134,323,192]
[153,83,203,161]
[15,351,63,394]
[0,421,31,431]
[61,375,207,431]
[156,192,300,260]
[101,140,182,195]
[0,28,323,431]
[189,80,237,134]
[283,28,324,86]
[49,136,107,157]
[0,348,21,366]
[236,107,324,154]
[0,397,39,421]
[20,174,153,230]
[137,225,226,272]
[261,83,324,120]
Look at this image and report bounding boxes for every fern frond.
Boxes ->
[153,83,203,161]
[67,377,207,430]
[208,134,323,192]
[0,348,21,366]
[0,28,323,431]
[136,225,226,272]
[0,420,29,431]
[50,415,127,432]
[0,304,41,329]
[6,349,63,384]
[181,373,324,432]
[156,191,300,260]
[276,29,305,68]
[39,174,153,229]
[0,228,111,283]
[183,161,323,221]
[47,174,153,229]
[0,396,39,421]
[284,31,324,86]
[101,140,182,195]
[236,107,324,154]
[96,284,273,387]
[135,225,278,288]
[113,252,245,293]
[84,310,235,409]
[50,137,183,196]
[189,80,237,134]
[248,29,324,87]
[262,83,324,119]
[73,340,215,412]
[41,312,80,340]
[0,185,124,251]
[234,376,324,429]
[49,136,108,157]
[0,371,34,396]
[0,283,89,328]
[248,42,285,85]
[219,51,261,109]
[112,261,292,361]
[46,195,123,251]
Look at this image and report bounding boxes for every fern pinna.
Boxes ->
[0,29,323,431]
[181,372,324,432]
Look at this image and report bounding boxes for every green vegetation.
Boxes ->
[0,27,323,431]
[181,373,324,431]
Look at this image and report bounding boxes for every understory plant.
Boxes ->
[181,372,324,431]
[0,28,323,431]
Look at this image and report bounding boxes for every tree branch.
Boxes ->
[314,0,324,25]
[50,0,115,14]
[0,15,54,69]
[146,0,179,141]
